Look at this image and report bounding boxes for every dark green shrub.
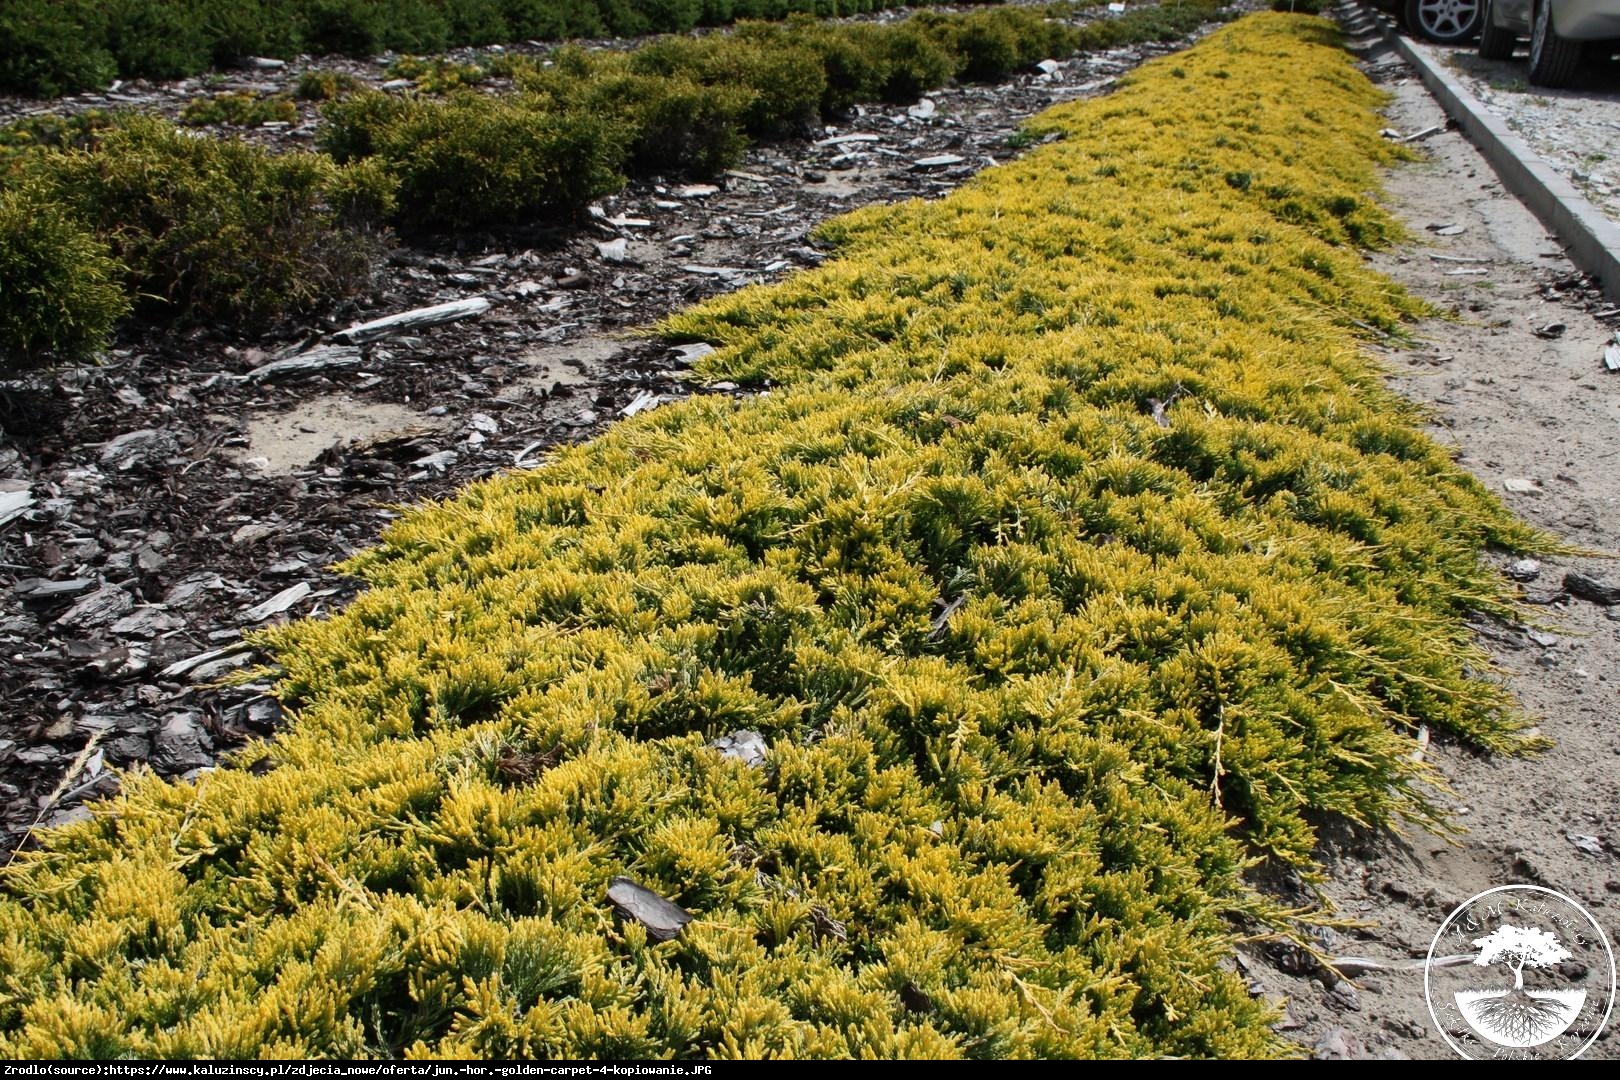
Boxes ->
[874,25,955,102]
[498,0,606,38]
[202,0,304,64]
[299,0,452,56]
[0,183,129,371]
[325,91,627,229]
[938,8,1081,83]
[35,116,387,327]
[0,1,1008,98]
[514,48,752,175]
[318,91,414,161]
[604,74,755,175]
[634,0,705,32]
[102,0,217,80]
[439,0,512,46]
[0,1,115,97]
[1271,0,1329,12]
[632,32,825,137]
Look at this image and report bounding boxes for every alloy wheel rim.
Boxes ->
[1418,0,1482,37]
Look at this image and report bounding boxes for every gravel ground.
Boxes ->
[1402,33,1620,226]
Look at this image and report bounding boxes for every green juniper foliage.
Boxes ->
[20,115,394,330]
[0,15,1544,1058]
[0,183,130,371]
[317,2,1222,229]
[0,0,1010,97]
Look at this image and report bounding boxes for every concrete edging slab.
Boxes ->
[1348,3,1620,303]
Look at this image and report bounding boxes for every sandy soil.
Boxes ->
[1420,38,1620,227]
[1237,32,1620,1060]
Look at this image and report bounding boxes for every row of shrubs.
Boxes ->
[0,121,395,364]
[1,2,1220,371]
[0,0,1007,97]
[325,2,1224,230]
[0,15,1546,1058]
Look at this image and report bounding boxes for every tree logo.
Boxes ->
[1425,885,1615,1059]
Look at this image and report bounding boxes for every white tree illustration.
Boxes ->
[1473,924,1572,991]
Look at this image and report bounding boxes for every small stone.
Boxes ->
[1506,558,1541,581]
[1329,981,1361,1011]
[1501,477,1540,495]
[1313,1026,1367,1060]
[1568,833,1606,856]
[606,877,693,942]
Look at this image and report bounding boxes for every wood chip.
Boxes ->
[332,298,492,346]
[239,582,311,623]
[814,133,882,147]
[1565,571,1620,606]
[241,345,363,383]
[670,343,716,365]
[710,730,767,768]
[680,265,748,278]
[16,577,96,602]
[0,488,33,528]
[1399,124,1444,143]
[160,642,253,680]
[56,586,133,630]
[606,877,693,941]
[620,391,664,418]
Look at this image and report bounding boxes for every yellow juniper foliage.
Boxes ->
[0,14,1543,1060]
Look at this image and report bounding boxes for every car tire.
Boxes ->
[1404,0,1484,43]
[1528,0,1584,86]
[1477,0,1519,58]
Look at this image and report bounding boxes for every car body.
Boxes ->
[1479,0,1620,86]
[1487,0,1620,38]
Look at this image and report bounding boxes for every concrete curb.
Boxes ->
[1345,3,1620,304]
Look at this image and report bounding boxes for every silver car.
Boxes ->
[1479,0,1620,86]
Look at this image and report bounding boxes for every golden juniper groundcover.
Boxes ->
[0,14,1543,1059]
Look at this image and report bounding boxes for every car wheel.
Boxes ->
[1528,0,1585,86]
[1405,0,1484,42]
[1477,0,1519,57]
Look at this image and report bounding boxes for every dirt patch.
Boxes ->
[515,338,634,397]
[1237,31,1620,1061]
[234,396,437,475]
